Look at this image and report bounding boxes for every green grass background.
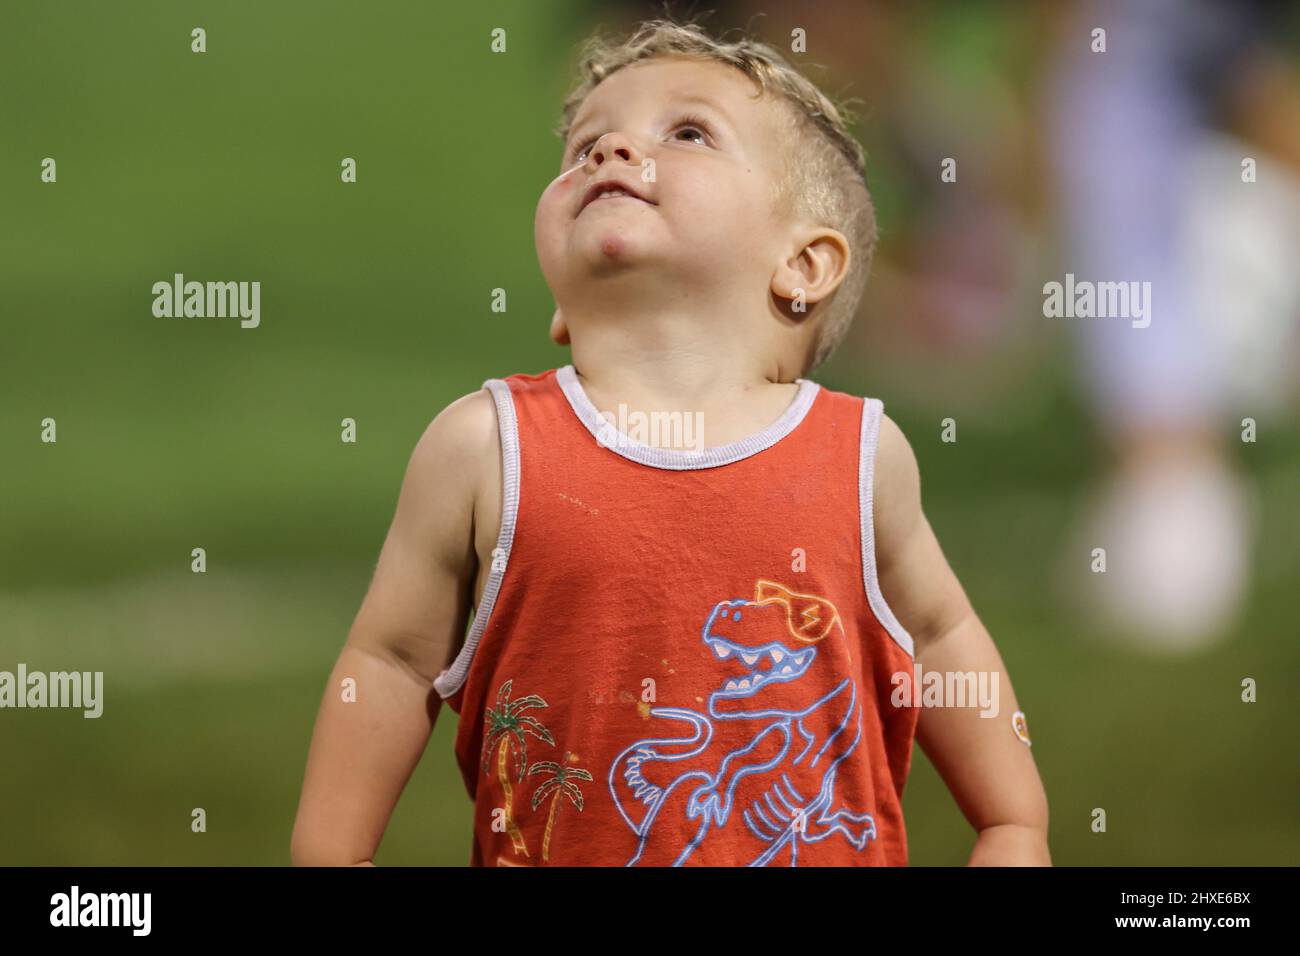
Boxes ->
[1,1,1297,865]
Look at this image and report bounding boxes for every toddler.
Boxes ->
[292,19,1050,867]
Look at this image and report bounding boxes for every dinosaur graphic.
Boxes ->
[608,580,878,865]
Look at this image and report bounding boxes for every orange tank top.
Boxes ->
[433,365,919,866]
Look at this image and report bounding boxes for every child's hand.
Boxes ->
[967,824,1052,866]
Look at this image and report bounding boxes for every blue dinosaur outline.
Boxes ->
[607,583,878,865]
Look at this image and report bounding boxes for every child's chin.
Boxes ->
[577,229,647,267]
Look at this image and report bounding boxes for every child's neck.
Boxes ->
[566,321,807,451]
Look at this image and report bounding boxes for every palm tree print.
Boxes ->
[529,751,594,862]
[481,678,555,858]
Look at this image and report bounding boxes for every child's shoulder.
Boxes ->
[412,366,569,468]
[400,387,501,515]
[874,409,918,488]
[415,388,499,463]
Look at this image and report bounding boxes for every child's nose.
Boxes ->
[587,131,640,169]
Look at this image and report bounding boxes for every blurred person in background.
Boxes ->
[1047,0,1300,649]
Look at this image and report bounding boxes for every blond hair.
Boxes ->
[557,19,877,373]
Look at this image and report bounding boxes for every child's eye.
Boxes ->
[670,113,712,148]
[676,126,707,146]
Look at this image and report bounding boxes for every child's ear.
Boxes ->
[549,308,570,345]
[770,228,851,315]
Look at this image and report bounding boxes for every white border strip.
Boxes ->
[859,397,915,658]
[433,379,520,700]
[555,364,819,471]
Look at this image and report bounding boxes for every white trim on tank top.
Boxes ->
[433,378,519,700]
[859,397,916,658]
[555,364,820,470]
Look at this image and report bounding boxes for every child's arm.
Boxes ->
[873,413,1051,866]
[290,391,498,866]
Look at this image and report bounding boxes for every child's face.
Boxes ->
[535,56,794,308]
